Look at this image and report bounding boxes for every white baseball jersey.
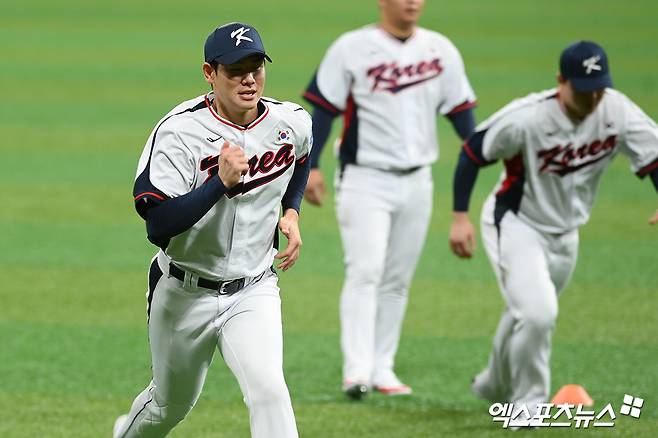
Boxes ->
[478,88,658,233]
[304,25,476,170]
[134,92,312,279]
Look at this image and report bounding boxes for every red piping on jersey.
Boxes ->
[205,95,270,130]
[496,154,524,196]
[296,154,308,165]
[134,192,166,201]
[463,141,486,167]
[637,159,658,177]
[448,100,478,115]
[303,91,341,115]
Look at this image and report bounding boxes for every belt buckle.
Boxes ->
[218,278,244,296]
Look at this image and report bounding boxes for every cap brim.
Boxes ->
[570,74,613,92]
[210,49,272,65]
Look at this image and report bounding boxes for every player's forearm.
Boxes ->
[447,107,476,141]
[309,107,338,168]
[453,148,480,212]
[145,177,227,247]
[282,155,312,214]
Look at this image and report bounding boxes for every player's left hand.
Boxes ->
[275,209,302,271]
[449,212,477,259]
[649,208,658,225]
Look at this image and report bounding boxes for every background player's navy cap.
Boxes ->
[204,22,272,65]
[559,40,612,92]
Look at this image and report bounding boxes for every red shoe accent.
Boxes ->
[374,385,412,395]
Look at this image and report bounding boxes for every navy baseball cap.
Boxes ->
[559,41,612,92]
[204,22,272,65]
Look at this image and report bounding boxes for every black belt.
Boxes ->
[340,163,422,176]
[390,166,422,175]
[169,263,247,295]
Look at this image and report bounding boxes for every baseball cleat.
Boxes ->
[470,371,500,403]
[113,414,128,438]
[372,372,412,396]
[373,384,412,396]
[342,381,369,401]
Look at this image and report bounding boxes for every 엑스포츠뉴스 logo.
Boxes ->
[488,393,645,429]
[230,27,253,46]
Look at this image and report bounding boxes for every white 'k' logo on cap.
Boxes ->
[230,27,253,46]
[582,55,602,75]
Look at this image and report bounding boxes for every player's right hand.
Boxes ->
[218,141,249,188]
[449,212,476,259]
[304,168,326,206]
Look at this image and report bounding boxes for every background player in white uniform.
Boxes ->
[449,41,658,423]
[303,0,477,399]
[113,22,312,438]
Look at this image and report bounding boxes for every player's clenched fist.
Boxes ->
[218,140,249,188]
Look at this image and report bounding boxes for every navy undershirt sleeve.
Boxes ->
[453,150,481,212]
[447,108,476,141]
[453,130,496,212]
[282,156,312,214]
[309,106,339,168]
[144,177,227,248]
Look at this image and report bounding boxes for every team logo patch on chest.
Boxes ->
[537,134,617,176]
[367,58,443,93]
[200,143,295,197]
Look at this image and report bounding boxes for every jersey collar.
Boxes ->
[205,92,270,131]
[377,25,418,45]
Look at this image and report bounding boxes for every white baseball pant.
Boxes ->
[114,252,298,438]
[335,164,433,385]
[476,194,579,414]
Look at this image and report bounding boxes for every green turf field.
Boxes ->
[1,0,657,436]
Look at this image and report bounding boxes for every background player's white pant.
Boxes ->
[115,254,298,438]
[477,195,578,414]
[335,164,433,385]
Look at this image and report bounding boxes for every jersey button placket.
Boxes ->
[567,130,577,229]
[230,129,250,276]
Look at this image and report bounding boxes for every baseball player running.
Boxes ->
[303,0,477,399]
[450,41,658,423]
[113,22,312,438]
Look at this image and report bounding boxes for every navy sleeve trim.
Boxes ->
[448,100,478,116]
[135,191,167,202]
[302,73,342,115]
[134,189,170,220]
[462,130,496,167]
[637,156,658,178]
